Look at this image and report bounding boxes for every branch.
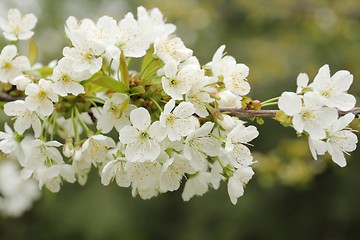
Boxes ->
[0,92,24,102]
[219,107,360,118]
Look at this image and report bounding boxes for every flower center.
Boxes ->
[170,79,178,86]
[38,90,47,100]
[62,75,71,83]
[13,25,21,35]
[3,62,12,70]
[85,52,93,61]
[110,105,122,119]
[140,131,149,139]
[166,114,175,126]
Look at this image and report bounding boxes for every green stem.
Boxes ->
[74,106,91,136]
[149,97,163,112]
[261,97,280,105]
[261,102,279,108]
[50,111,57,141]
[71,107,79,142]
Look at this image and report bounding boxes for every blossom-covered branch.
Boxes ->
[219,107,360,118]
[0,7,358,217]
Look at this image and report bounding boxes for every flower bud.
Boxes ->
[218,90,242,108]
[11,75,32,91]
[210,91,221,101]
[211,109,224,120]
[63,138,74,158]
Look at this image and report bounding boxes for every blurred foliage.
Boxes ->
[0,0,360,239]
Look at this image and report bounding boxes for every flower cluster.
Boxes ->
[278,64,358,167]
[0,7,259,208]
[0,7,358,216]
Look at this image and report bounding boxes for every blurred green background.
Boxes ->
[1,0,360,239]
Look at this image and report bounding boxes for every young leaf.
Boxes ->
[28,38,38,65]
[90,71,129,93]
[120,51,130,87]
[140,45,164,81]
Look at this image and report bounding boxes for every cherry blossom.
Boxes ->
[0,8,37,41]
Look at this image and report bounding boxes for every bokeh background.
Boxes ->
[1,0,360,239]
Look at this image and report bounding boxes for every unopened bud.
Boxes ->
[73,142,83,162]
[212,109,224,120]
[210,91,221,100]
[63,137,75,158]
[252,100,261,110]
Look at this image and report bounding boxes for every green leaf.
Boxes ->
[90,71,129,93]
[28,38,38,65]
[141,45,155,73]
[37,66,53,77]
[120,51,130,87]
[140,45,164,81]
[119,97,130,116]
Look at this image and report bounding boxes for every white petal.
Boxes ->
[327,142,347,167]
[228,177,244,205]
[163,99,175,114]
[313,64,330,88]
[330,113,355,133]
[149,121,167,142]
[173,102,195,118]
[119,126,139,144]
[278,92,302,116]
[296,73,309,93]
[130,107,150,131]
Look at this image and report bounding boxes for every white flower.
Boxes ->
[182,171,211,201]
[101,159,130,187]
[308,137,327,161]
[92,16,120,48]
[161,60,195,100]
[96,93,136,133]
[0,123,18,154]
[227,166,254,205]
[24,140,63,172]
[25,79,58,117]
[184,122,222,171]
[309,64,356,111]
[225,123,259,168]
[127,160,162,199]
[207,45,250,96]
[72,147,91,185]
[65,16,95,40]
[120,107,166,162]
[154,36,193,64]
[82,134,116,166]
[210,160,226,190]
[137,6,176,44]
[63,31,105,74]
[326,113,358,167]
[159,99,196,141]
[0,45,31,83]
[37,164,76,193]
[0,160,40,217]
[160,153,196,192]
[223,64,250,96]
[52,57,92,96]
[0,8,37,41]
[116,12,149,58]
[185,64,216,117]
[278,91,338,139]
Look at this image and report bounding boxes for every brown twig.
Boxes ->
[0,92,24,102]
[219,107,360,118]
[0,91,359,118]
